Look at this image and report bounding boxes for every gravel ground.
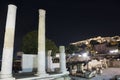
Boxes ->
[70,68,120,80]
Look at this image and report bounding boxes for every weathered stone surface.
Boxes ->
[1,4,17,79]
[37,9,48,77]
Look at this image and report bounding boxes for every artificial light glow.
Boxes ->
[78,55,81,57]
[82,53,88,57]
[109,49,118,53]
[56,54,60,57]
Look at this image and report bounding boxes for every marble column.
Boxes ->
[37,9,48,77]
[59,46,68,73]
[0,4,17,80]
[47,50,54,72]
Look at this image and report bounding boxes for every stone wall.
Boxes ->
[108,60,120,67]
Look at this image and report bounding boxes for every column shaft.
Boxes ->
[37,9,47,75]
[1,4,17,79]
[59,46,67,73]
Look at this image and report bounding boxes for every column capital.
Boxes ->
[39,9,46,16]
[8,4,17,9]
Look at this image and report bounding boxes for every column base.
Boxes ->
[0,77,15,80]
[35,73,49,78]
[0,73,14,79]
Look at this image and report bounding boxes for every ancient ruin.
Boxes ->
[0,4,70,80]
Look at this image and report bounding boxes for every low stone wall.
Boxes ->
[108,60,120,67]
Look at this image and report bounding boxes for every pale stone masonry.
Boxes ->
[0,4,17,80]
[47,50,54,72]
[37,9,48,77]
[59,46,68,73]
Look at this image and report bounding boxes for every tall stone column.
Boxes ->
[59,46,68,74]
[37,9,48,77]
[0,4,17,80]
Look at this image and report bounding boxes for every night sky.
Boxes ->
[0,0,120,57]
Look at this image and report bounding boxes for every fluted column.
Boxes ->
[37,9,48,77]
[0,4,17,80]
[59,46,68,73]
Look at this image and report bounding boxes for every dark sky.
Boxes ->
[0,0,120,56]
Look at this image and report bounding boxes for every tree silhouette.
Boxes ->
[21,31,58,56]
[66,45,79,54]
